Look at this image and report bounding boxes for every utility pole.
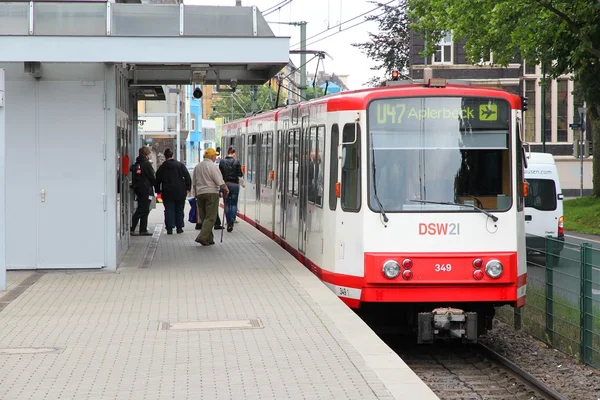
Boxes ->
[250,85,258,114]
[299,21,307,100]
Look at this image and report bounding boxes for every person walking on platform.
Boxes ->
[193,148,229,246]
[154,148,191,235]
[130,146,156,236]
[219,146,243,232]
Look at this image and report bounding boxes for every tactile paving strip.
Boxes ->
[140,223,163,269]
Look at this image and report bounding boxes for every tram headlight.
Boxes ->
[382,260,400,279]
[485,260,503,279]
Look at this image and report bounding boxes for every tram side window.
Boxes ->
[287,131,296,196]
[276,131,284,192]
[329,124,339,211]
[264,133,273,188]
[291,130,300,196]
[308,127,317,204]
[311,126,325,207]
[247,135,256,183]
[341,123,361,211]
[260,134,267,186]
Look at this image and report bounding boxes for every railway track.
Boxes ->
[389,338,568,400]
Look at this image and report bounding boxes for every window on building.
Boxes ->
[341,123,361,211]
[524,61,536,75]
[524,80,536,143]
[191,114,196,131]
[478,52,493,65]
[329,124,339,211]
[433,31,453,64]
[557,80,568,142]
[543,81,552,143]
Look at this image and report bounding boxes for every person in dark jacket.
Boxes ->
[219,146,243,232]
[155,148,192,234]
[130,146,156,236]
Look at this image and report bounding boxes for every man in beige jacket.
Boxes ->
[192,148,229,245]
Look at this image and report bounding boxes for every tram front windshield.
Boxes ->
[367,96,512,212]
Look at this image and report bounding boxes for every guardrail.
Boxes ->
[496,235,599,368]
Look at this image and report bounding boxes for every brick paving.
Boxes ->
[0,203,437,400]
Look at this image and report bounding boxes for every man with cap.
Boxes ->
[192,148,229,245]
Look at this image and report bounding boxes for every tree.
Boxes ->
[209,84,283,120]
[306,86,325,100]
[408,0,600,195]
[352,1,411,87]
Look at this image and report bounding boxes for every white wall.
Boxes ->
[554,156,593,195]
[0,69,6,289]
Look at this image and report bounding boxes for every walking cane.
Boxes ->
[220,192,227,243]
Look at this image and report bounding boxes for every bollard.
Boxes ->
[580,243,593,365]
[545,236,554,345]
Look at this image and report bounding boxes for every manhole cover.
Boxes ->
[160,319,263,331]
[0,347,62,355]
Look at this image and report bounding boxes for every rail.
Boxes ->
[476,343,568,400]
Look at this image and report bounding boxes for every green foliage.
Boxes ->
[352,1,411,86]
[305,86,325,100]
[563,196,600,234]
[209,84,284,120]
[408,0,600,194]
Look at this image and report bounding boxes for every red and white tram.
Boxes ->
[222,76,527,342]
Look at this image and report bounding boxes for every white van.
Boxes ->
[524,152,564,258]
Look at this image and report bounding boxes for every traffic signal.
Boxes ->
[521,96,528,112]
[391,70,400,81]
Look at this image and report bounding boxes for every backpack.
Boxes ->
[130,162,143,187]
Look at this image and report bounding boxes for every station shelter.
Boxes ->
[0,1,289,289]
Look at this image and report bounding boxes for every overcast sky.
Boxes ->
[183,0,386,89]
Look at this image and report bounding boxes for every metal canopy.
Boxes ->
[0,3,290,85]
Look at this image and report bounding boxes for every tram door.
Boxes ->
[278,129,287,238]
[298,117,310,253]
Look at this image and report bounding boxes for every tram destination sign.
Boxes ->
[369,97,510,131]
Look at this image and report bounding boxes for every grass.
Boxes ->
[564,196,600,235]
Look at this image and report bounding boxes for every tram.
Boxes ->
[221,73,527,342]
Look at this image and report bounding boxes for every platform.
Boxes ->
[0,203,438,399]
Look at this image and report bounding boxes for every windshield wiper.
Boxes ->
[370,133,389,224]
[410,199,498,222]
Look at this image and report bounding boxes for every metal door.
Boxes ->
[255,132,262,222]
[37,81,106,268]
[298,117,310,253]
[278,130,287,238]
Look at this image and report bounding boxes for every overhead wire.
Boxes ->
[263,0,293,17]
[289,0,395,49]
[303,9,387,48]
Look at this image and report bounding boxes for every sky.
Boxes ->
[183,0,386,90]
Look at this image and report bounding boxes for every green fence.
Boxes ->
[495,235,600,368]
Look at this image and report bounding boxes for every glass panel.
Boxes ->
[184,5,253,36]
[524,80,536,142]
[112,4,179,37]
[34,2,106,36]
[0,3,29,35]
[329,124,339,211]
[525,179,557,211]
[543,81,553,143]
[308,127,317,204]
[367,97,512,213]
[316,126,325,207]
[341,124,361,211]
[557,80,568,142]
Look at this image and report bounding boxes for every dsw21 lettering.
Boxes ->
[419,223,460,235]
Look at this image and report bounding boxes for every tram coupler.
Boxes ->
[417,308,478,344]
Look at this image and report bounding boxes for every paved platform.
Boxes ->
[0,203,438,399]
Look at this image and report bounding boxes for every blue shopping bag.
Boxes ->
[188,197,198,223]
